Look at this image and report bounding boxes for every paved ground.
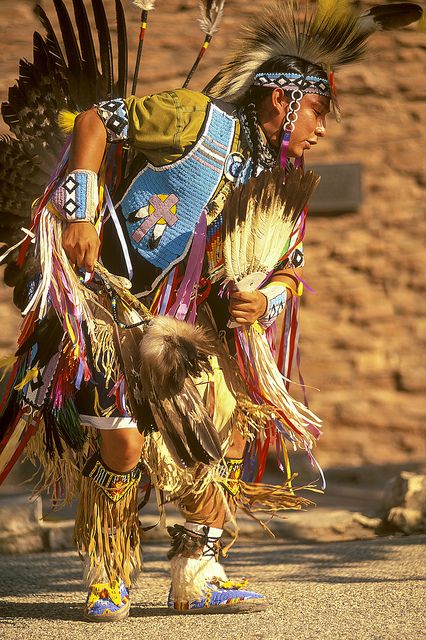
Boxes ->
[0,535,425,640]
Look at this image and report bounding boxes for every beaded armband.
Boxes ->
[258,283,287,327]
[50,170,99,224]
[82,453,143,503]
[96,98,129,143]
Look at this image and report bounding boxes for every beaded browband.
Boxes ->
[253,72,331,97]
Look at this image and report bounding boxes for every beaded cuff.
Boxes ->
[50,170,98,224]
[96,98,129,143]
[82,453,143,503]
[258,283,287,327]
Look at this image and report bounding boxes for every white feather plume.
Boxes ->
[198,0,226,36]
[222,167,320,290]
[132,0,156,10]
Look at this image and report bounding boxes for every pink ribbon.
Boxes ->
[168,210,207,323]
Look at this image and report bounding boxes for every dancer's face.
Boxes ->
[257,88,330,157]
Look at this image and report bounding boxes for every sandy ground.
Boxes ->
[1,536,425,640]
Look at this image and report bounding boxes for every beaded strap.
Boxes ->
[82,452,143,503]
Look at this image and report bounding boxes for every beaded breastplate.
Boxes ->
[117,104,239,292]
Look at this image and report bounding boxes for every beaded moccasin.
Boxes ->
[168,577,267,614]
[84,579,130,622]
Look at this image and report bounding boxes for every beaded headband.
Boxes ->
[253,72,331,97]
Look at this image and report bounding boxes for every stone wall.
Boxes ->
[0,0,424,469]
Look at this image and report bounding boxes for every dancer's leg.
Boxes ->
[168,428,266,612]
[75,421,144,622]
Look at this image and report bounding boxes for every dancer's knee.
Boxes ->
[100,428,144,472]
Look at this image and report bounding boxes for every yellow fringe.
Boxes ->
[91,320,121,387]
[74,475,142,588]
[25,420,97,506]
[58,109,79,133]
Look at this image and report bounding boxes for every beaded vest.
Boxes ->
[117,103,242,293]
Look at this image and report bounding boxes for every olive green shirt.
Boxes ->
[124,89,211,166]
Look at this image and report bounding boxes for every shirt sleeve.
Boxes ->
[96,90,210,166]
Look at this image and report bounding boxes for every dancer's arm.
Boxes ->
[61,109,106,272]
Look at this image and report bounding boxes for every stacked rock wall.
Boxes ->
[0,0,424,469]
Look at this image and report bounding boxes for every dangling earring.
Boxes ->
[279,89,303,170]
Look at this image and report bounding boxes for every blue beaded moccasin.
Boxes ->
[168,578,267,614]
[84,579,130,622]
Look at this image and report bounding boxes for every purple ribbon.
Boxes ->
[168,210,207,323]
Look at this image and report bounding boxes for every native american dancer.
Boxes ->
[0,0,422,621]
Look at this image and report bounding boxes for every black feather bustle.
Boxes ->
[1,0,130,299]
[115,0,128,98]
[92,0,114,98]
[72,0,100,100]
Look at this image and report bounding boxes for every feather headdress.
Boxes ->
[207,0,423,104]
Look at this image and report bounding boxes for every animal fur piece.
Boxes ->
[222,166,320,286]
[198,0,226,36]
[132,0,156,10]
[139,316,213,396]
[206,0,423,104]
[138,316,222,467]
[92,264,223,467]
[170,556,228,604]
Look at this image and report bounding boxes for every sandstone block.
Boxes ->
[382,471,426,533]
[0,494,44,554]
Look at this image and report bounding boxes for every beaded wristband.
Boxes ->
[258,283,287,327]
[50,170,99,224]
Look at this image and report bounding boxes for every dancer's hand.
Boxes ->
[229,290,268,325]
[62,221,100,272]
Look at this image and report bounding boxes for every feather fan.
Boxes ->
[222,166,320,292]
[221,167,322,451]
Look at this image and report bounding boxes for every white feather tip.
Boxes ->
[132,0,156,11]
[198,0,226,35]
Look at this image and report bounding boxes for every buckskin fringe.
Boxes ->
[25,420,95,505]
[74,475,142,588]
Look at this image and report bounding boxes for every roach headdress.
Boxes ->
[207,0,423,105]
[207,0,422,167]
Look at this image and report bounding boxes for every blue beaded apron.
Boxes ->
[117,103,237,294]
